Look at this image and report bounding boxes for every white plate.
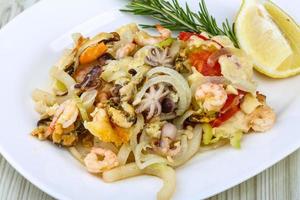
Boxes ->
[0,0,299,199]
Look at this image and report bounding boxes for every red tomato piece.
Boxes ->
[211,91,247,127]
[189,50,221,76]
[189,51,211,70]
[178,32,208,41]
[211,105,240,128]
[221,94,240,113]
[201,62,221,76]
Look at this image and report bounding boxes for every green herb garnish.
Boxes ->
[121,0,239,47]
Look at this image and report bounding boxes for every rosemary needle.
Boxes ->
[121,0,239,47]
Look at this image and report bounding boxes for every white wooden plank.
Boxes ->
[239,178,256,200]
[288,152,300,200]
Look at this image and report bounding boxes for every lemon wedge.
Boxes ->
[235,0,300,78]
[264,1,300,77]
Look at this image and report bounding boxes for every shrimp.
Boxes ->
[134,24,171,46]
[115,43,136,59]
[45,99,79,137]
[248,105,276,132]
[84,147,119,173]
[195,82,227,112]
[96,91,110,108]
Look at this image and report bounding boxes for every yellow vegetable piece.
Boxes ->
[230,131,243,149]
[72,95,89,121]
[226,85,238,95]
[202,123,213,145]
[53,79,67,93]
[79,42,107,64]
[84,108,128,146]
[156,38,174,48]
[114,126,130,144]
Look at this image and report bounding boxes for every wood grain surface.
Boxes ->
[0,0,299,199]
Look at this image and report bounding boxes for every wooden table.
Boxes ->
[0,0,299,199]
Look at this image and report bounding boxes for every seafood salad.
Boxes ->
[31,23,276,200]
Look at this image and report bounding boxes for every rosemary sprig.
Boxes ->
[121,0,239,47]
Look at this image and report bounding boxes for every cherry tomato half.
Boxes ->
[189,50,222,76]
[211,105,240,127]
[211,91,247,127]
[178,32,208,41]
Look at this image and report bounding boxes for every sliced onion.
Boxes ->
[133,75,188,116]
[139,130,151,144]
[199,139,228,152]
[103,163,143,182]
[169,125,202,167]
[160,113,177,120]
[186,124,203,155]
[168,135,188,166]
[168,40,181,58]
[117,143,132,165]
[80,89,98,110]
[32,89,56,105]
[207,48,232,68]
[93,137,119,154]
[143,164,176,200]
[103,163,176,200]
[146,67,191,107]
[55,49,76,70]
[51,67,77,95]
[130,114,144,151]
[141,154,167,169]
[134,142,167,169]
[173,110,194,129]
[68,147,84,164]
[73,94,90,121]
